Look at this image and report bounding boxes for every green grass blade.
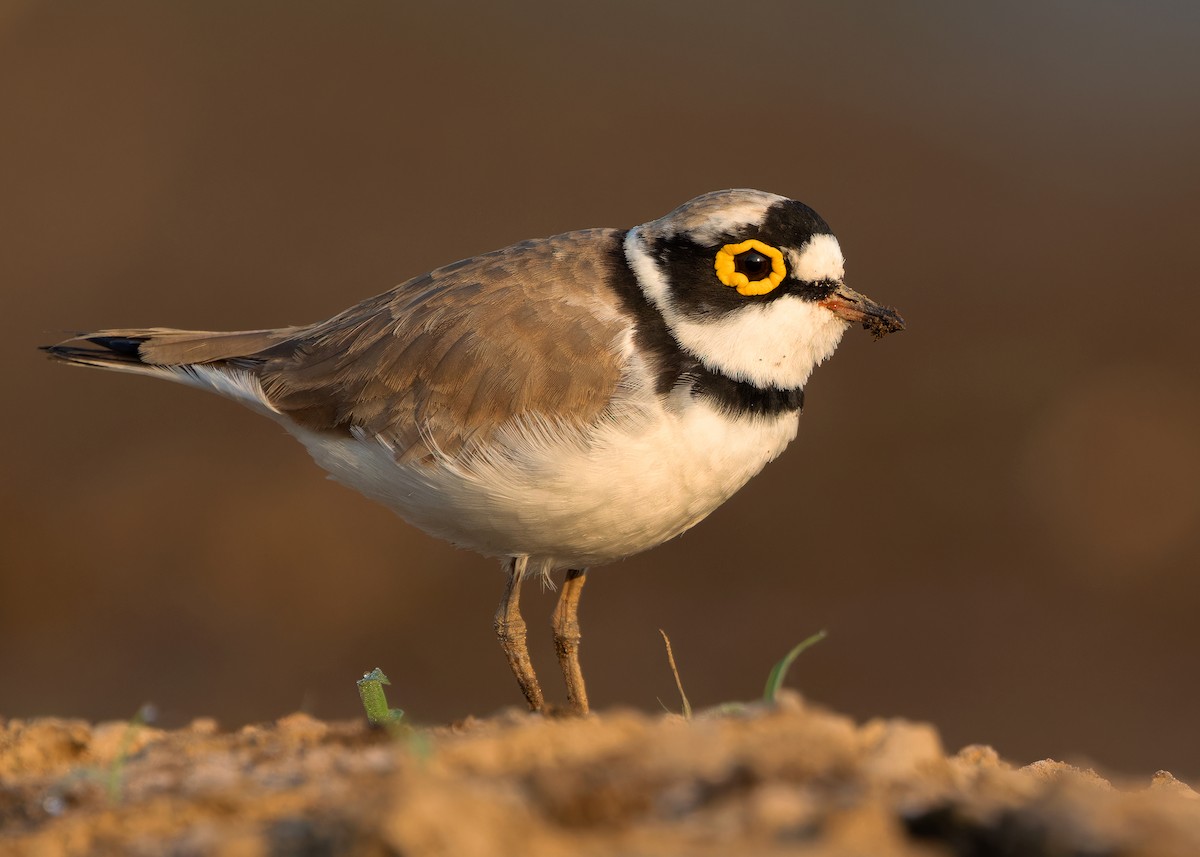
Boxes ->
[106,704,154,803]
[763,630,827,703]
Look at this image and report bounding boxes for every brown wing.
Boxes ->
[255,228,633,460]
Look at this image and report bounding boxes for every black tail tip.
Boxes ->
[85,335,148,355]
[42,335,150,364]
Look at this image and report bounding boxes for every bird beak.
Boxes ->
[818,283,906,339]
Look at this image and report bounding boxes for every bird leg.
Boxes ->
[494,556,544,711]
[552,568,589,715]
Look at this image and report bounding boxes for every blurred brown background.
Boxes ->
[3,2,1199,777]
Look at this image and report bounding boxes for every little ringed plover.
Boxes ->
[45,188,904,715]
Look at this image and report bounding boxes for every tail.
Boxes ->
[43,327,295,410]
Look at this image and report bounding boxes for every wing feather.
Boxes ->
[257,228,632,458]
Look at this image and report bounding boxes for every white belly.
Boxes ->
[291,397,799,571]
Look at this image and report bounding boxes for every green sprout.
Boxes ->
[356,667,405,727]
[763,630,827,703]
[106,703,155,803]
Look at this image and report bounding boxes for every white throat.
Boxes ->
[624,229,850,389]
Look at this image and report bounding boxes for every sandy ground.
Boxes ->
[3,695,1199,857]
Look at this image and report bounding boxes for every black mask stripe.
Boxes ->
[648,198,838,320]
[604,233,804,418]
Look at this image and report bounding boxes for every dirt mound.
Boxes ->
[2,695,1198,856]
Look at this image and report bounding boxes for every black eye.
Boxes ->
[714,240,786,295]
[734,249,773,280]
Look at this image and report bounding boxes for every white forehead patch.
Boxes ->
[787,234,845,282]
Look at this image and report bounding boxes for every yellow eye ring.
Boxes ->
[714,239,787,296]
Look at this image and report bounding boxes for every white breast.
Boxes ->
[289,392,799,573]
